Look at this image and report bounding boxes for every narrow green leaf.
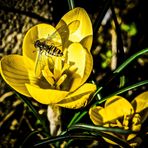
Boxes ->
[67,0,75,10]
[68,111,81,128]
[34,134,98,147]
[72,111,87,125]
[20,130,41,148]
[96,132,131,148]
[93,48,148,97]
[68,124,134,134]
[114,48,148,74]
[34,130,131,148]
[97,80,148,104]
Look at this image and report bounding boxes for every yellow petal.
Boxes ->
[68,20,80,34]
[104,96,134,122]
[42,70,54,86]
[54,58,62,81]
[34,51,48,77]
[57,83,96,109]
[103,132,121,145]
[55,19,69,47]
[80,48,93,85]
[23,23,61,61]
[131,91,148,123]
[59,7,93,49]
[89,106,104,125]
[0,55,37,97]
[68,43,85,78]
[80,35,93,51]
[56,19,79,48]
[26,84,69,104]
[67,43,93,91]
[56,74,67,88]
[89,96,134,124]
[127,134,137,141]
[131,91,148,112]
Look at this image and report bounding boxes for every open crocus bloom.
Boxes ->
[0,7,96,109]
[89,91,148,147]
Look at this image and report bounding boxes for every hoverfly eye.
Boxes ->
[34,40,40,48]
[34,41,37,48]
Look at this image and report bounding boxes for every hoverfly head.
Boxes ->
[34,40,41,48]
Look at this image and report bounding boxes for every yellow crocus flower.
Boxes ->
[89,91,148,147]
[0,7,96,109]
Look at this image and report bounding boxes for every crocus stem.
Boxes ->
[47,105,62,136]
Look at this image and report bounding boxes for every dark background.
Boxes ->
[0,0,147,147]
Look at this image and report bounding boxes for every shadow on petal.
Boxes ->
[57,83,96,109]
[131,91,148,123]
[26,84,69,104]
[61,7,93,43]
[0,55,37,97]
[80,35,93,51]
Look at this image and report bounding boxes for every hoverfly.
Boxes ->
[34,39,63,57]
[33,37,63,77]
[33,8,81,76]
[33,26,65,76]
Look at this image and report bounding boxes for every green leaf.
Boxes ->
[34,124,132,148]
[68,123,134,134]
[67,0,75,10]
[94,48,148,96]
[68,111,81,127]
[114,48,148,74]
[20,130,41,148]
[97,80,148,104]
[34,134,98,147]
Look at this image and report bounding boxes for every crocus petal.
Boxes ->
[131,91,148,113]
[23,23,61,61]
[104,96,134,122]
[57,83,96,109]
[68,43,86,77]
[89,106,104,125]
[131,91,148,123]
[80,48,93,85]
[67,43,93,91]
[89,96,134,125]
[54,58,62,81]
[0,55,37,97]
[80,35,93,51]
[55,19,70,48]
[25,84,69,104]
[58,7,93,49]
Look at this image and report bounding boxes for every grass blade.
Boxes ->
[97,80,148,104]
[67,0,75,10]
[114,48,148,74]
[68,124,134,134]
[94,48,148,96]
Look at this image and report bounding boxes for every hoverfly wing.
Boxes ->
[56,20,80,48]
[34,50,42,77]
[55,20,69,48]
[68,20,80,34]
[46,19,80,49]
[44,20,69,50]
[34,50,48,77]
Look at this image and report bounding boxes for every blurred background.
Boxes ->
[0,0,147,147]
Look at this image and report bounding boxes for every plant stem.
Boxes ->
[47,105,62,136]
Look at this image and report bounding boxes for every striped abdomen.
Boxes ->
[34,40,63,57]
